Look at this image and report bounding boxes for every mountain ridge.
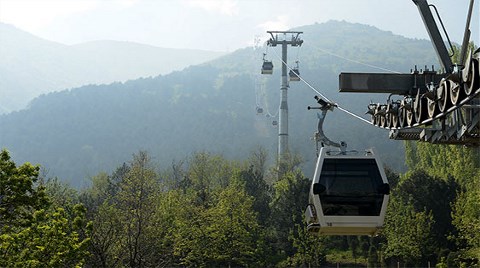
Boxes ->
[0,22,224,113]
[0,20,439,187]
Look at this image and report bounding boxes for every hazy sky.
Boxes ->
[0,0,478,52]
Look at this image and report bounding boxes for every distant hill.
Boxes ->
[0,23,224,113]
[0,21,439,187]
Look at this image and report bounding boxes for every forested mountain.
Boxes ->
[0,23,224,113]
[0,20,439,187]
[2,20,479,268]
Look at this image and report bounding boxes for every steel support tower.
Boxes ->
[266,31,303,167]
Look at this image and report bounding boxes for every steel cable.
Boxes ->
[270,48,374,125]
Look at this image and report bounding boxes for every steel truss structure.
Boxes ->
[338,0,479,146]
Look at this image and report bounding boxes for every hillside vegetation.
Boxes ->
[0,21,439,187]
[1,144,478,267]
[1,20,479,267]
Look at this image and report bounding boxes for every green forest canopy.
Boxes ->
[1,143,479,267]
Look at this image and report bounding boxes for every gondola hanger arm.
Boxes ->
[308,96,347,154]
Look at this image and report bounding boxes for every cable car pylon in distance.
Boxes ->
[305,96,390,236]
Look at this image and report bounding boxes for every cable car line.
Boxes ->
[270,48,374,126]
[256,76,279,119]
[304,43,402,74]
[259,34,391,236]
[336,106,373,125]
[253,41,280,120]
[270,48,332,102]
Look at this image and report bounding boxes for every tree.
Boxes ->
[116,151,160,267]
[1,205,91,267]
[286,223,327,267]
[452,172,480,265]
[404,141,480,265]
[383,196,435,266]
[185,152,236,207]
[172,172,265,267]
[0,149,91,267]
[0,149,48,227]
[396,169,457,250]
[269,170,311,259]
[238,163,271,225]
[171,194,210,267]
[206,177,263,267]
[87,202,123,267]
[405,142,479,184]
[82,151,172,267]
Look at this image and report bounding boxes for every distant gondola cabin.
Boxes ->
[261,61,273,74]
[289,68,300,81]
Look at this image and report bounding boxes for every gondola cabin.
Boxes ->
[305,148,389,236]
[289,68,300,81]
[261,61,273,74]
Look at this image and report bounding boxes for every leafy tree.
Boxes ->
[0,149,91,267]
[205,177,262,267]
[405,142,479,184]
[80,172,124,268]
[347,235,360,263]
[275,152,304,182]
[383,193,436,266]
[171,195,210,267]
[87,201,123,267]
[0,149,48,227]
[82,151,171,267]
[238,163,271,225]
[404,141,480,264]
[286,223,327,267]
[396,169,457,250]
[247,146,268,178]
[269,169,311,260]
[44,178,78,206]
[172,170,266,267]
[150,189,184,267]
[452,173,480,264]
[1,205,91,267]
[115,151,160,267]
[185,152,236,207]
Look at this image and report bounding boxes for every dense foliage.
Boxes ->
[402,143,480,265]
[2,143,479,267]
[1,21,479,267]
[0,150,91,267]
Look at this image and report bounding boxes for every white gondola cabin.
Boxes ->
[305,147,390,236]
[289,61,300,81]
[289,68,300,81]
[261,61,273,74]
